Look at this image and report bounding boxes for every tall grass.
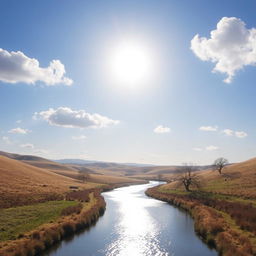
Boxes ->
[146,186,254,256]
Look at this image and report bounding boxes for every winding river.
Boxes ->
[45,181,217,256]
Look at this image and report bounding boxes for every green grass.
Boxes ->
[0,200,78,241]
[159,186,256,207]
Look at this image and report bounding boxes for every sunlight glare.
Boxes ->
[108,40,154,89]
[105,183,168,256]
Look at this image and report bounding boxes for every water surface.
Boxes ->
[45,181,217,256]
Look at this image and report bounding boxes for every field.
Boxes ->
[0,201,78,241]
[0,190,106,256]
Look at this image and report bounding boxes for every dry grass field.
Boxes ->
[161,157,256,198]
[0,156,100,208]
[0,152,146,209]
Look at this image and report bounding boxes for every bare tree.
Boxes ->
[177,164,201,192]
[77,171,90,183]
[213,157,228,174]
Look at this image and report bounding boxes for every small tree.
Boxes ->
[213,157,228,174]
[177,164,201,192]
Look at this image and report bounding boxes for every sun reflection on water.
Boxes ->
[105,182,169,256]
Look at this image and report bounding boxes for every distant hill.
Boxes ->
[0,150,214,184]
[55,159,154,168]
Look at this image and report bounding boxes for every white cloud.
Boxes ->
[193,147,203,151]
[72,135,87,140]
[0,48,72,85]
[206,145,219,151]
[235,131,248,138]
[8,127,30,134]
[222,129,234,136]
[20,143,34,149]
[222,128,247,138]
[2,136,11,144]
[34,107,119,128]
[154,125,171,134]
[199,126,218,132]
[191,17,256,83]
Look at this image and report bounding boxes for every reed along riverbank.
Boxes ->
[0,189,106,256]
[146,185,255,256]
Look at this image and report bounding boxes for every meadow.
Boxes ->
[0,200,78,241]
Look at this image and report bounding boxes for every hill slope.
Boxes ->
[0,151,78,172]
[0,156,94,208]
[161,157,256,198]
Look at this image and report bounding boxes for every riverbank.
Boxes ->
[146,185,255,256]
[0,189,106,256]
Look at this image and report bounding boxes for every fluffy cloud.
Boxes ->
[222,129,247,138]
[191,17,256,83]
[20,143,34,149]
[206,145,219,151]
[222,129,234,136]
[72,135,87,140]
[154,125,171,133]
[8,127,30,134]
[0,48,72,85]
[199,126,218,132]
[34,107,119,128]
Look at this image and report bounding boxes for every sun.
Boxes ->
[108,40,154,89]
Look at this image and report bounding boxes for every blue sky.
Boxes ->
[1,0,256,165]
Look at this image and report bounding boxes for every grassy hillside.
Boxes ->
[0,156,98,208]
[161,157,256,198]
[0,151,79,172]
[0,152,146,208]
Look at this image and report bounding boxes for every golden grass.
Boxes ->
[0,156,100,208]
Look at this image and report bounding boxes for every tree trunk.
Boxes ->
[184,183,190,191]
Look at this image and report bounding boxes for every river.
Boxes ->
[45,181,217,256]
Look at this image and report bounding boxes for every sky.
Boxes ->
[1,0,256,165]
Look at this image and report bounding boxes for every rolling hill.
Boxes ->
[0,155,92,208]
[160,156,256,198]
[0,151,146,208]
